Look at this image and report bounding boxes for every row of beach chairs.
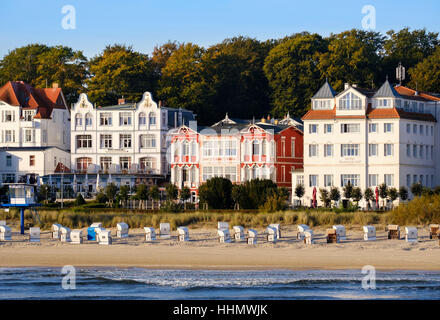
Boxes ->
[1,220,439,245]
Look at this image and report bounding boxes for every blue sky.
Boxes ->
[0,0,439,58]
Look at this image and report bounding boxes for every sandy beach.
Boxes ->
[0,224,439,270]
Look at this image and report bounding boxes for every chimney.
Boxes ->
[52,82,59,89]
[118,97,125,105]
[344,83,350,90]
[158,100,162,107]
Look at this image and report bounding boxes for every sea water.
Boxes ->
[0,268,439,300]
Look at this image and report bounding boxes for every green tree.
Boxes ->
[319,188,331,208]
[179,186,191,203]
[149,185,161,209]
[294,184,305,206]
[352,187,363,206]
[408,46,440,92]
[411,182,423,197]
[238,179,278,209]
[104,183,118,207]
[330,187,341,207]
[364,187,374,210]
[119,185,131,205]
[343,181,353,200]
[75,193,86,206]
[317,29,385,91]
[264,32,328,118]
[231,184,243,210]
[387,187,399,208]
[378,183,389,209]
[399,186,409,201]
[165,184,178,201]
[135,184,149,201]
[198,177,233,209]
[87,44,156,107]
[151,41,179,77]
[95,192,108,204]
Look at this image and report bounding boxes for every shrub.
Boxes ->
[96,192,108,204]
[75,193,86,206]
[198,177,233,209]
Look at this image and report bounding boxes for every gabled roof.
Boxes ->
[394,85,440,102]
[54,162,71,173]
[312,81,337,99]
[0,81,67,119]
[373,80,401,98]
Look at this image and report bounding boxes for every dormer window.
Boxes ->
[313,99,332,110]
[339,92,362,110]
[375,98,391,108]
[24,110,35,121]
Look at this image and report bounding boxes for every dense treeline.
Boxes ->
[1,28,439,125]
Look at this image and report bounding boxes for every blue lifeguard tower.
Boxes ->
[1,184,41,234]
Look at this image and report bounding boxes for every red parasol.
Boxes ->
[312,187,317,208]
[375,186,379,208]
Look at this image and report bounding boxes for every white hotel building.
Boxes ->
[295,80,440,207]
[70,92,195,192]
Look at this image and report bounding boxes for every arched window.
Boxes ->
[85,113,93,126]
[182,141,189,156]
[76,157,92,172]
[262,140,267,156]
[149,112,156,125]
[191,141,197,157]
[252,140,259,156]
[182,166,189,182]
[75,114,82,128]
[190,166,196,182]
[139,112,146,125]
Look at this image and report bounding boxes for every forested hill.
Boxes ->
[1,28,439,125]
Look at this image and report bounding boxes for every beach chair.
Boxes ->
[0,225,12,241]
[304,230,314,244]
[332,225,347,241]
[326,229,339,243]
[429,224,439,239]
[363,226,376,241]
[71,230,83,244]
[0,220,6,226]
[87,223,103,241]
[144,227,157,241]
[52,224,63,239]
[218,222,229,232]
[159,223,171,239]
[233,226,245,241]
[218,229,231,243]
[177,227,189,242]
[60,226,71,242]
[269,224,281,238]
[29,227,40,242]
[116,222,129,238]
[98,230,112,245]
[387,225,400,240]
[247,229,258,244]
[405,227,418,242]
[297,224,310,240]
[266,226,278,243]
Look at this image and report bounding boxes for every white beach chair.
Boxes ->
[144,227,157,241]
[98,230,112,245]
[159,223,171,239]
[0,225,12,241]
[333,225,347,241]
[60,226,71,242]
[218,222,229,232]
[218,229,231,243]
[304,230,314,244]
[297,224,310,240]
[90,222,103,228]
[116,222,129,238]
[269,224,281,238]
[247,229,258,244]
[405,227,418,242]
[29,227,40,242]
[52,224,63,239]
[266,226,278,243]
[363,226,376,241]
[71,229,83,244]
[177,227,189,242]
[233,226,245,241]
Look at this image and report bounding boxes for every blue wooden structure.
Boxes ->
[1,184,41,235]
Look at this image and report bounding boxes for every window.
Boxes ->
[413,145,417,158]
[384,144,394,157]
[324,124,333,133]
[341,123,360,133]
[24,110,34,121]
[309,124,318,133]
[411,102,417,112]
[100,157,112,171]
[76,135,92,148]
[407,144,411,157]
[2,174,15,183]
[182,141,189,156]
[202,167,213,181]
[413,175,418,185]
[431,126,434,136]
[339,92,362,110]
[375,98,391,108]
[309,175,318,187]
[225,166,237,182]
[384,174,394,187]
[369,123,378,133]
[224,140,237,156]
[369,144,378,157]
[384,123,393,133]
[431,146,434,160]
[406,174,411,187]
[140,134,156,148]
[420,125,424,135]
[6,155,12,167]
[140,157,156,170]
[368,174,378,187]
[406,123,411,134]
[314,100,331,109]
[4,110,14,122]
[149,112,156,125]
[426,146,429,160]
[419,103,424,113]
[24,129,34,143]
[76,157,92,171]
[100,134,112,148]
[119,157,131,170]
[119,112,132,126]
[419,145,424,159]
[119,134,132,148]
[75,114,82,126]
[341,174,360,187]
[324,144,333,157]
[309,144,318,157]
[341,144,359,157]
[85,113,93,126]
[139,113,146,125]
[29,155,35,166]
[4,130,15,142]
[252,140,259,155]
[413,124,417,134]
[290,139,295,157]
[100,113,112,126]
[324,174,333,187]
[42,130,47,143]
[297,175,304,186]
